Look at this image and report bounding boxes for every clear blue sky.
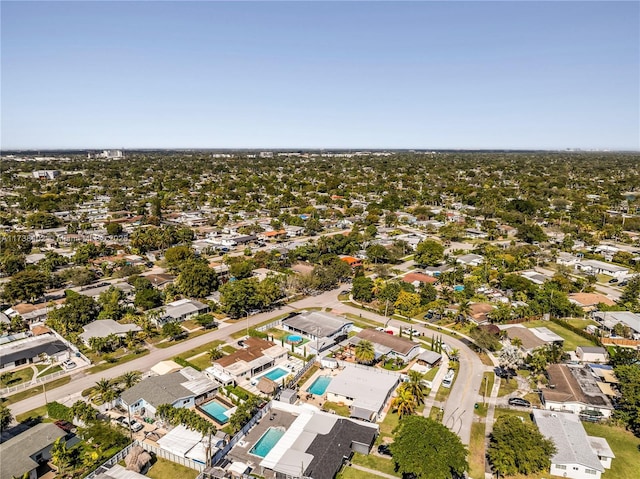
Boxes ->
[2,1,638,150]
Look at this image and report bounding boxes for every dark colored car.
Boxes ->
[508,397,531,408]
[378,444,392,456]
[54,420,75,433]
[608,278,618,283]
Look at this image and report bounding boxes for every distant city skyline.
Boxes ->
[2,1,638,150]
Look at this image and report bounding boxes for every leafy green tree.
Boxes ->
[487,416,555,476]
[164,245,194,272]
[119,371,142,389]
[619,275,640,311]
[162,322,183,340]
[394,291,421,317]
[414,240,445,267]
[0,403,13,432]
[366,244,389,264]
[26,211,62,229]
[613,364,640,436]
[419,283,437,305]
[0,253,26,275]
[47,292,99,335]
[390,416,467,479]
[354,339,375,364]
[352,276,374,302]
[134,287,163,310]
[256,275,285,308]
[516,223,547,244]
[176,260,218,298]
[228,259,255,280]
[97,286,125,320]
[220,277,260,318]
[105,222,123,236]
[50,437,71,477]
[2,269,48,303]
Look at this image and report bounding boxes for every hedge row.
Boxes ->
[550,318,602,347]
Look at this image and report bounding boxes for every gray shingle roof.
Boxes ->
[0,334,67,366]
[120,371,194,408]
[282,311,351,338]
[0,423,66,479]
[533,410,604,472]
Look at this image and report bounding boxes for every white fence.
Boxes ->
[0,368,68,397]
[140,440,206,472]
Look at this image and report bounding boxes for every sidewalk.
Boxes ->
[422,357,450,419]
[349,463,398,479]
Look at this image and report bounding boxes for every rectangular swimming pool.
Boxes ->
[201,400,230,424]
[307,376,332,395]
[249,427,285,458]
[257,367,289,382]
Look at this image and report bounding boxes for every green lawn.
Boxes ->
[88,349,150,373]
[221,345,238,354]
[481,372,495,404]
[188,354,212,371]
[2,376,71,405]
[468,422,486,479]
[565,318,599,329]
[16,405,49,423]
[379,411,400,439]
[37,365,62,377]
[337,467,387,479]
[423,366,439,381]
[322,401,350,417]
[351,452,400,476]
[178,340,225,360]
[523,320,597,350]
[146,457,199,479]
[493,407,532,423]
[497,377,518,397]
[583,423,640,479]
[1,367,35,387]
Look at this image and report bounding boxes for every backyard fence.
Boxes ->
[85,442,137,479]
[139,440,206,472]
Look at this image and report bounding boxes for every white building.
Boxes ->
[575,259,629,279]
[533,410,614,479]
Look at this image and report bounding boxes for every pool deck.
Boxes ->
[227,409,298,477]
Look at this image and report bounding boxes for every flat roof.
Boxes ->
[326,364,400,414]
[282,311,352,338]
[543,365,612,409]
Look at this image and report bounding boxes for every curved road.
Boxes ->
[7,287,485,447]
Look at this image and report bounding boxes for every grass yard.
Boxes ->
[423,366,439,381]
[37,365,62,377]
[178,340,225,360]
[16,405,49,423]
[1,367,35,387]
[3,376,71,405]
[221,345,238,354]
[351,452,400,476]
[565,318,599,329]
[229,312,293,339]
[583,422,640,479]
[481,372,495,404]
[296,364,319,386]
[88,349,150,373]
[523,320,597,350]
[322,401,350,417]
[378,411,400,439]
[146,457,199,479]
[188,354,212,371]
[497,377,519,397]
[180,319,200,330]
[493,407,532,423]
[468,422,486,479]
[337,467,388,479]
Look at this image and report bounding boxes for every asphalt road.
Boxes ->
[7,287,485,448]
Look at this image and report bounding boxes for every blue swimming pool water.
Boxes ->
[259,367,289,382]
[249,427,285,457]
[453,285,465,291]
[201,400,229,424]
[307,376,332,395]
[287,334,303,343]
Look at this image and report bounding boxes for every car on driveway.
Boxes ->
[62,359,77,370]
[508,397,531,408]
[608,278,619,284]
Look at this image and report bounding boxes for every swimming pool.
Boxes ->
[307,376,332,395]
[201,400,230,424]
[287,334,303,343]
[249,427,285,457]
[258,367,290,382]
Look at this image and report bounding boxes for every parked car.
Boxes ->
[608,278,619,284]
[508,397,531,408]
[402,328,421,337]
[378,444,392,456]
[62,359,77,370]
[122,417,144,432]
[54,420,75,433]
[619,280,628,287]
[113,416,126,426]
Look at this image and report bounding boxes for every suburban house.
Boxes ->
[0,422,71,479]
[557,252,581,267]
[225,400,378,479]
[415,350,442,369]
[77,282,134,299]
[208,337,288,383]
[141,273,176,289]
[150,299,210,326]
[575,346,608,363]
[569,293,616,313]
[575,259,629,279]
[532,410,614,479]
[340,256,363,268]
[281,311,352,353]
[118,367,219,418]
[468,303,495,325]
[78,319,141,347]
[325,364,400,422]
[402,271,438,286]
[593,311,640,339]
[541,364,613,419]
[0,333,69,370]
[464,229,488,240]
[349,329,421,362]
[456,253,485,267]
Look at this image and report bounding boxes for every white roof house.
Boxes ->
[325,365,400,421]
[593,311,640,339]
[575,259,629,278]
[533,410,614,479]
[79,319,141,346]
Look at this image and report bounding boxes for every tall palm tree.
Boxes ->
[404,371,427,405]
[120,371,142,389]
[90,378,112,404]
[208,346,224,361]
[457,300,472,324]
[354,340,375,365]
[391,386,416,418]
[449,348,460,362]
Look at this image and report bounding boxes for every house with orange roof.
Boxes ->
[259,229,287,241]
[569,293,616,312]
[340,256,363,268]
[402,272,438,286]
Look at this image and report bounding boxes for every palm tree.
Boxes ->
[354,340,375,365]
[208,346,224,361]
[448,348,460,362]
[511,337,523,348]
[391,386,416,418]
[404,371,427,405]
[457,300,472,324]
[103,389,117,410]
[90,378,112,404]
[120,370,142,389]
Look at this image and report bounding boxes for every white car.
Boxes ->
[62,360,77,370]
